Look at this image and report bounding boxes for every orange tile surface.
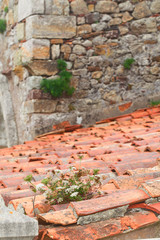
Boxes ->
[0,106,160,239]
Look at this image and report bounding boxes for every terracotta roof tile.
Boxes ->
[70,189,149,216]
[37,209,77,225]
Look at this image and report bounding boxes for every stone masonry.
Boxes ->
[0,0,160,145]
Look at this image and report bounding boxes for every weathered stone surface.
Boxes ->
[92,71,103,79]
[24,99,57,113]
[18,0,44,21]
[0,205,38,239]
[71,0,89,15]
[51,45,60,60]
[131,18,157,35]
[77,24,92,36]
[61,44,71,54]
[88,4,94,13]
[22,39,50,62]
[132,2,151,19]
[119,1,134,12]
[44,0,52,14]
[73,45,86,55]
[151,0,160,14]
[52,0,69,16]
[95,1,118,13]
[109,18,122,26]
[122,12,133,22]
[23,60,58,76]
[26,15,76,39]
[86,13,100,24]
[103,90,122,103]
[16,23,25,41]
[77,17,85,25]
[0,74,19,147]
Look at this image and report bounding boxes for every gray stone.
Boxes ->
[132,2,151,19]
[52,0,69,16]
[95,1,118,13]
[77,17,85,25]
[51,45,60,59]
[151,0,160,14]
[26,15,76,39]
[0,205,38,240]
[73,45,86,55]
[119,1,134,12]
[86,12,100,24]
[101,14,112,22]
[77,205,128,225]
[0,75,19,147]
[18,0,44,22]
[44,0,52,14]
[72,69,88,77]
[23,60,58,76]
[24,100,57,114]
[131,18,157,35]
[92,22,107,32]
[71,0,89,15]
[82,40,92,47]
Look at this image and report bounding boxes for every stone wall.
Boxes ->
[0,0,160,145]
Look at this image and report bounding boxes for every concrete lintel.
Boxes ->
[0,198,38,240]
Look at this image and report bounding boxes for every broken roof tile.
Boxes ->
[37,209,77,225]
[70,189,149,216]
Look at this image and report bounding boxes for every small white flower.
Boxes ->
[36,183,45,191]
[56,186,64,190]
[57,197,63,203]
[70,192,79,197]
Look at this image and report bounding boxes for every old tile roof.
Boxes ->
[0,106,160,240]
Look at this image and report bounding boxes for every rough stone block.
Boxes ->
[44,0,52,14]
[23,60,58,76]
[52,0,69,15]
[131,18,157,35]
[26,15,76,39]
[18,0,44,22]
[95,1,118,13]
[151,0,160,14]
[24,99,57,114]
[132,2,151,19]
[71,0,89,15]
[16,23,25,41]
[51,45,60,60]
[22,39,50,63]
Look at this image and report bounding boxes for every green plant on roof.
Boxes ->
[0,19,6,34]
[123,58,135,70]
[4,6,8,13]
[40,59,75,98]
[150,100,160,106]
[24,167,102,205]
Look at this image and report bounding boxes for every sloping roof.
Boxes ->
[0,106,160,239]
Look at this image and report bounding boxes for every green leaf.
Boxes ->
[24,174,33,182]
[0,19,6,34]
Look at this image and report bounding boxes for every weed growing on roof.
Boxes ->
[24,168,102,205]
[4,6,8,13]
[123,58,135,70]
[40,59,75,98]
[150,100,160,106]
[0,19,6,34]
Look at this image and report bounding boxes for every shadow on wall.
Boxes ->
[0,103,7,148]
